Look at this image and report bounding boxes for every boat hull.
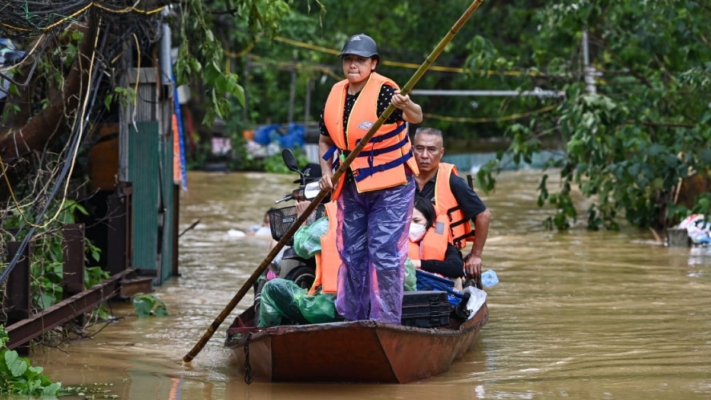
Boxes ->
[226,303,488,383]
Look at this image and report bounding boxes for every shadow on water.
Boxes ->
[30,169,711,400]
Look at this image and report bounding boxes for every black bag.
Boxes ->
[401,291,450,328]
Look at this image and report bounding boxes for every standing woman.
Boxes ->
[318,33,423,324]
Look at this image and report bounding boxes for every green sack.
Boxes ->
[404,258,417,292]
[293,216,329,259]
[258,278,337,327]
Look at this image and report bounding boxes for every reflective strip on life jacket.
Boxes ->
[434,163,474,249]
[322,72,419,199]
[322,123,408,168]
[310,202,340,295]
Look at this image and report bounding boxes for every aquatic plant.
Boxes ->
[131,293,168,319]
[0,326,61,396]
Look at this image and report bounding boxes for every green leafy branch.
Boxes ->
[0,326,61,396]
[131,293,168,318]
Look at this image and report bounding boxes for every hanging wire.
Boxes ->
[0,14,109,284]
[0,1,164,34]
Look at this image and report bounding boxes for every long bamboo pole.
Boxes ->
[183,0,486,363]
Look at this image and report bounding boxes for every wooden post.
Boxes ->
[288,54,297,123]
[6,242,31,355]
[106,190,127,275]
[62,224,85,297]
[304,79,312,128]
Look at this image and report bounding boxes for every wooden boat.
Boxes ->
[225,302,488,384]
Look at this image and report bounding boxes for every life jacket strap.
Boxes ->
[323,144,338,161]
[452,231,476,248]
[355,122,407,146]
[353,151,413,182]
[357,136,409,158]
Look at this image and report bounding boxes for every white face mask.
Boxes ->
[409,223,427,242]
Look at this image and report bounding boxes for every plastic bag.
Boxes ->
[258,278,336,327]
[481,269,499,288]
[404,258,417,291]
[293,216,329,259]
[462,286,487,320]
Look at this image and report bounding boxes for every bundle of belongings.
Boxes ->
[677,214,711,246]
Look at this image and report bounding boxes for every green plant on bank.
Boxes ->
[2,199,110,312]
[262,146,309,173]
[131,293,168,319]
[0,326,61,396]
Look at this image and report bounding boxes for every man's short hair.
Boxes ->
[414,127,443,140]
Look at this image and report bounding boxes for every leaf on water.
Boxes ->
[43,382,61,396]
[132,298,153,319]
[153,304,168,317]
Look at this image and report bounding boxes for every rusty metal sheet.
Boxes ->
[5,270,131,350]
[5,242,31,325]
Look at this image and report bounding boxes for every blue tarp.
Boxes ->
[415,270,463,306]
[253,123,305,149]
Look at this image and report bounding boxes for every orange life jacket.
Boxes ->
[322,72,419,200]
[309,202,340,295]
[407,211,450,261]
[434,163,474,249]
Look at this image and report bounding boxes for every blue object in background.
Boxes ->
[0,38,25,66]
[253,123,305,149]
[481,269,499,288]
[253,124,279,146]
[278,123,305,149]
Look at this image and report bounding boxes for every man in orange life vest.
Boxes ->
[317,33,423,325]
[413,127,491,278]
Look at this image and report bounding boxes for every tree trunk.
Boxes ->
[0,15,98,161]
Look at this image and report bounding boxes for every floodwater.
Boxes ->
[31,170,711,399]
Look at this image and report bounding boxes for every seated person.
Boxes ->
[258,198,463,327]
[408,197,464,281]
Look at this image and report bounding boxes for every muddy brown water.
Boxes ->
[30,170,711,399]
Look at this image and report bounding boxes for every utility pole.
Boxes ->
[304,78,312,128]
[287,52,297,123]
[582,29,598,95]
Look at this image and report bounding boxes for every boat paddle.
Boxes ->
[183,0,486,363]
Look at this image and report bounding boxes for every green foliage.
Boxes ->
[131,293,168,318]
[0,326,61,396]
[473,0,711,230]
[2,200,110,311]
[263,147,309,173]
[180,0,710,230]
[174,0,293,126]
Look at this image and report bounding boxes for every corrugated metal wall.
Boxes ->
[129,121,160,281]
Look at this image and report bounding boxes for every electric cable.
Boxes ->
[0,18,106,285]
